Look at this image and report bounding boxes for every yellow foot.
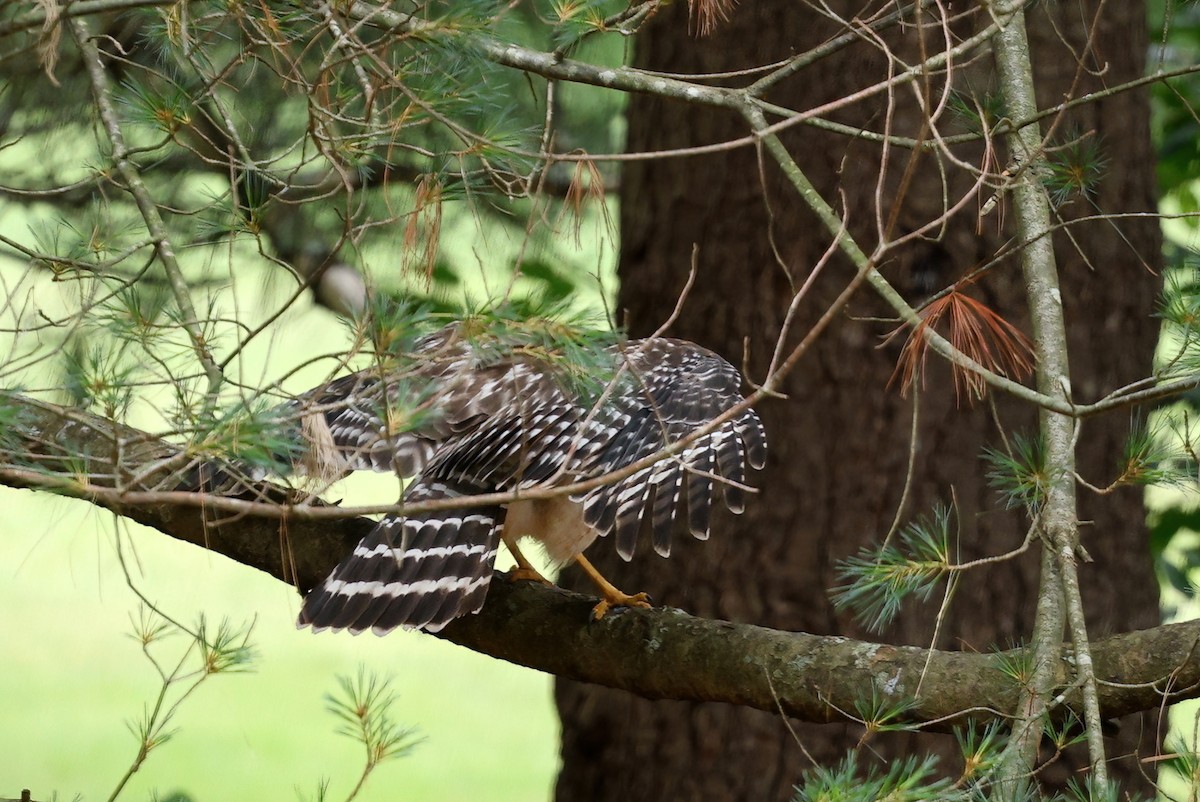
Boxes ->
[591,590,652,621]
[507,565,553,585]
[574,554,653,620]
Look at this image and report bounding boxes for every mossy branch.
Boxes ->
[1,392,1198,731]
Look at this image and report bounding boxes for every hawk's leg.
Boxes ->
[502,530,553,585]
[574,554,652,620]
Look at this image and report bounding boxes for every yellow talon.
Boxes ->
[591,591,652,620]
[576,554,653,619]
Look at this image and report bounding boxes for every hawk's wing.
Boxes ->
[289,326,568,479]
[293,328,766,634]
[574,338,767,560]
[394,336,767,561]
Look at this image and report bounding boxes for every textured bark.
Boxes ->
[555,2,1162,799]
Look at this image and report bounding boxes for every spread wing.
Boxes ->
[575,339,767,559]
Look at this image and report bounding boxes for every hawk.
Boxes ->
[290,318,766,634]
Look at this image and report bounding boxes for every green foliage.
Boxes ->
[547,0,627,50]
[1042,711,1088,753]
[516,259,582,307]
[831,506,953,633]
[792,751,961,802]
[853,689,919,735]
[1156,267,1200,384]
[0,388,33,457]
[94,286,173,344]
[326,667,423,800]
[1047,777,1149,802]
[1161,734,1200,790]
[990,642,1036,689]
[456,300,620,399]
[1148,505,1200,618]
[1150,0,1200,224]
[355,295,445,360]
[955,721,1006,786]
[185,399,304,475]
[1116,414,1193,490]
[110,608,257,801]
[118,75,196,136]
[983,433,1049,513]
[789,720,1143,801]
[193,616,257,675]
[27,206,144,271]
[63,339,138,417]
[1043,134,1108,209]
[948,87,1007,137]
[1157,267,1200,333]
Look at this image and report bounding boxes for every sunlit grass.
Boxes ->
[0,481,560,802]
[0,183,615,800]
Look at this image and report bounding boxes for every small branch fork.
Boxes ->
[11,0,1190,421]
[69,16,225,407]
[986,1,1104,792]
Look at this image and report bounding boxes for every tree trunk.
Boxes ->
[554,2,1162,799]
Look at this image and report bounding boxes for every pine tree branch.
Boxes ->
[988,1,1107,792]
[0,0,179,38]
[70,16,225,404]
[1,392,1198,732]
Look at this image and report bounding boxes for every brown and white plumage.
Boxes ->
[294,322,766,634]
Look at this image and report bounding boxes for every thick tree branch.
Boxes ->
[2,393,1198,733]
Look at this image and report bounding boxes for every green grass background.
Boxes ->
[0,198,617,800]
[1,476,561,802]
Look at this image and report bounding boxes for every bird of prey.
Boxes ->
[290,317,766,634]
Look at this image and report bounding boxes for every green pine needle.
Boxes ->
[1044,134,1108,208]
[792,751,963,802]
[954,720,1006,785]
[187,400,305,474]
[1155,267,1200,380]
[990,643,1036,688]
[117,77,195,136]
[194,615,257,676]
[325,667,423,769]
[1117,414,1193,489]
[948,87,1006,136]
[983,432,1051,513]
[1042,710,1088,752]
[1049,776,1144,802]
[1160,735,1200,789]
[831,506,953,634]
[1157,268,1200,331]
[853,689,919,734]
[63,340,137,418]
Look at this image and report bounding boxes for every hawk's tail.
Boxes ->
[298,479,503,634]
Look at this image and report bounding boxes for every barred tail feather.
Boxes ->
[299,488,502,634]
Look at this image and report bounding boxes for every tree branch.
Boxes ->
[2,393,1198,733]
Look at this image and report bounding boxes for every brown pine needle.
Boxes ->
[561,155,607,247]
[888,284,1034,406]
[403,175,443,285]
[688,0,737,36]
